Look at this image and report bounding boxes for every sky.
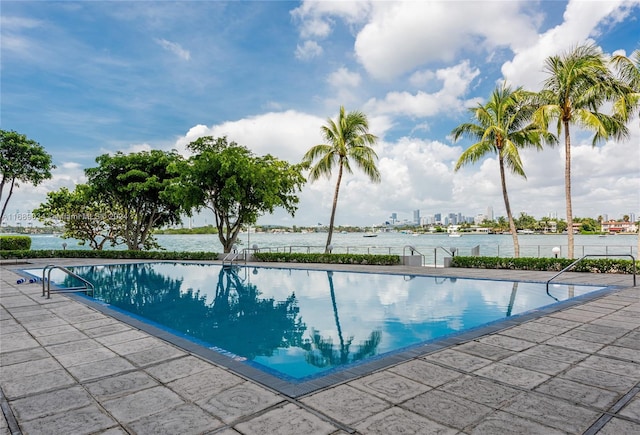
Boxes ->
[2,0,639,228]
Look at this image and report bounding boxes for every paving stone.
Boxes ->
[235,402,337,435]
[0,320,25,334]
[106,337,164,355]
[474,363,549,389]
[519,321,571,335]
[0,348,49,367]
[544,336,605,353]
[144,355,213,383]
[9,386,93,421]
[502,391,599,433]
[579,355,640,378]
[534,377,620,410]
[614,336,640,351]
[85,371,159,401]
[45,338,103,356]
[1,368,76,400]
[467,410,567,435]
[94,329,148,346]
[354,406,457,435]
[561,366,638,394]
[500,353,570,376]
[101,385,185,423]
[123,343,186,367]
[619,396,640,421]
[592,318,639,330]
[0,331,41,353]
[55,347,118,368]
[423,349,492,372]
[597,416,640,435]
[477,334,535,352]
[66,355,137,382]
[403,389,493,429]
[561,329,618,345]
[17,404,116,435]
[196,381,282,424]
[36,330,88,346]
[29,324,79,337]
[576,323,630,338]
[499,325,555,343]
[453,341,515,361]
[349,370,431,403]
[522,343,589,364]
[82,323,132,338]
[534,316,581,330]
[74,318,121,331]
[128,403,224,435]
[388,359,463,387]
[597,345,640,362]
[300,384,389,425]
[167,366,244,402]
[438,375,521,408]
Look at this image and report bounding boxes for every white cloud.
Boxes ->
[295,40,323,60]
[354,1,540,80]
[291,1,372,39]
[501,0,638,90]
[364,61,481,118]
[155,38,190,60]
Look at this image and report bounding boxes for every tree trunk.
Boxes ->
[0,178,16,224]
[499,156,520,258]
[564,121,574,259]
[325,163,343,253]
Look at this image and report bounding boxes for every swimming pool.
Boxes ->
[25,262,609,394]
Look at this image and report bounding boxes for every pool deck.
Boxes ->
[1,259,638,435]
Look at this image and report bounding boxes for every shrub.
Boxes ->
[0,249,218,261]
[0,236,31,250]
[253,252,401,265]
[451,256,638,274]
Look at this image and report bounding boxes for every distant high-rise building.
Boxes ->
[434,213,442,224]
[413,209,420,225]
[486,206,494,221]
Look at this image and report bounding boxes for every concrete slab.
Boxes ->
[195,381,282,424]
[100,385,185,423]
[127,403,224,435]
[354,406,457,435]
[348,371,431,404]
[234,402,338,435]
[402,389,493,429]
[534,377,620,410]
[300,384,389,425]
[388,359,463,387]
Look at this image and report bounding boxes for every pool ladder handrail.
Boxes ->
[546,254,636,292]
[41,264,95,299]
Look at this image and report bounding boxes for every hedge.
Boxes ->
[0,250,218,261]
[0,236,31,250]
[451,256,638,274]
[253,252,401,265]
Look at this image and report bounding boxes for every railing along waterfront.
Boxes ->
[257,243,638,267]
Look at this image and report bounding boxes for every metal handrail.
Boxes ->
[546,254,637,291]
[402,245,425,266]
[41,264,95,299]
[221,251,241,267]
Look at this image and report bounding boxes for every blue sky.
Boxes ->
[2,0,639,227]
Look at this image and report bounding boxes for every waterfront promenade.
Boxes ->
[1,259,639,434]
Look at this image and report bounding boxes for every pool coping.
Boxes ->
[19,261,628,398]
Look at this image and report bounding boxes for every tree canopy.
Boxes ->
[0,129,55,224]
[171,136,306,253]
[84,150,184,250]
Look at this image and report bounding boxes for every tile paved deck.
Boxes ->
[1,259,638,434]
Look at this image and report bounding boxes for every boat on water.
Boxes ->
[448,232,462,238]
[363,233,378,238]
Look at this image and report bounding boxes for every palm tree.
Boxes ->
[452,84,555,258]
[303,106,380,253]
[534,44,629,258]
[611,49,640,258]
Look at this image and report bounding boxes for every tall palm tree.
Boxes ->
[611,49,640,259]
[452,84,555,258]
[534,44,629,258]
[303,106,380,253]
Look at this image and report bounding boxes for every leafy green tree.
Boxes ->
[33,185,125,250]
[303,106,381,253]
[85,150,184,250]
[515,212,538,231]
[172,136,306,253]
[452,84,555,257]
[0,130,55,223]
[534,44,629,258]
[611,49,640,122]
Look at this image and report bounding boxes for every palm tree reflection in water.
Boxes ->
[303,271,382,368]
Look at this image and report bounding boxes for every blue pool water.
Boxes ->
[27,262,604,380]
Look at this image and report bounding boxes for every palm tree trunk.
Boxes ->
[499,157,520,257]
[325,163,343,253]
[564,121,574,259]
